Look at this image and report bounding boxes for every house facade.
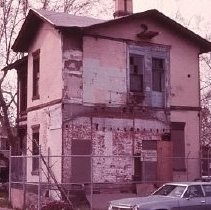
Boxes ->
[10,0,211,193]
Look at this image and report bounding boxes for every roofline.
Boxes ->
[31,9,55,27]
[12,9,58,52]
[12,9,42,52]
[12,9,211,54]
[82,9,211,54]
[1,56,28,72]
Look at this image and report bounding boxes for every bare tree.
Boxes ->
[33,0,113,18]
[0,0,24,149]
[0,0,111,151]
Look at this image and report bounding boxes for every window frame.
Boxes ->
[128,44,169,107]
[202,185,211,197]
[183,185,204,198]
[152,57,165,92]
[31,124,40,175]
[32,49,40,100]
[129,53,145,93]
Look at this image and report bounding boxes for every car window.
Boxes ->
[168,186,186,197]
[153,185,186,197]
[202,185,211,196]
[183,185,204,198]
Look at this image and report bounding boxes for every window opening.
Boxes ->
[32,125,40,173]
[152,58,164,92]
[129,54,144,92]
[32,49,40,99]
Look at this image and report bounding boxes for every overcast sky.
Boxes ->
[131,0,211,37]
[134,0,211,20]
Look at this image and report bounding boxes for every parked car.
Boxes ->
[194,176,211,182]
[108,182,211,210]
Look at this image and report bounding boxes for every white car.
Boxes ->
[108,182,211,210]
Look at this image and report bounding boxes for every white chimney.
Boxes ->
[113,0,133,18]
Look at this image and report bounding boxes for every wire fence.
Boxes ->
[3,147,210,210]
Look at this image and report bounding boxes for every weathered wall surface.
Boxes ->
[82,36,170,108]
[27,103,63,183]
[27,22,63,107]
[62,105,168,183]
[62,34,83,103]
[81,18,200,182]
[24,14,201,186]
[86,17,200,107]
[83,37,127,106]
[26,22,63,183]
[171,110,200,181]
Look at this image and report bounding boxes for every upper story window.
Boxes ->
[32,49,40,100]
[152,58,164,92]
[129,54,144,93]
[128,45,169,107]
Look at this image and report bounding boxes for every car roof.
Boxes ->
[164,182,211,186]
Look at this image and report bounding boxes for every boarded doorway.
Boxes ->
[157,140,173,186]
[71,140,91,183]
[134,140,157,182]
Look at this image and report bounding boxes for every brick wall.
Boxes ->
[62,109,169,184]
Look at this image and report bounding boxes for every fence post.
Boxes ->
[38,146,42,210]
[9,146,12,202]
[90,153,93,210]
[23,153,26,209]
[186,152,191,181]
[142,152,145,183]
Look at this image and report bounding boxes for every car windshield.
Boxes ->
[153,185,186,197]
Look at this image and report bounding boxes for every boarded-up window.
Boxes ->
[32,125,40,173]
[134,140,157,182]
[152,58,164,92]
[171,122,186,171]
[32,50,40,99]
[129,54,144,92]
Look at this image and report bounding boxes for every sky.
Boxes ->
[132,0,211,38]
[134,0,211,20]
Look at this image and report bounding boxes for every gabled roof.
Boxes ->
[12,9,105,52]
[35,9,105,27]
[12,9,211,53]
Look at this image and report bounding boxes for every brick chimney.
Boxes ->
[113,0,133,18]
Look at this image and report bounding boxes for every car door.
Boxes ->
[179,185,206,210]
[202,184,211,210]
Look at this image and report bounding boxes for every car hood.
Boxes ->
[109,195,178,207]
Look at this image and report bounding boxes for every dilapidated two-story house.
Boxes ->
[7,0,211,195]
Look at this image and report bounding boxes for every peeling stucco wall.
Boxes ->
[62,34,83,104]
[62,50,83,103]
[86,17,200,108]
[83,37,127,105]
[27,22,63,107]
[24,14,201,186]
[26,22,63,183]
[171,110,200,181]
[27,103,63,183]
[62,109,168,183]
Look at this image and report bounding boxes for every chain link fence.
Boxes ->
[8,148,207,210]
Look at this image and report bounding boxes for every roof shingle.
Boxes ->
[33,9,105,28]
